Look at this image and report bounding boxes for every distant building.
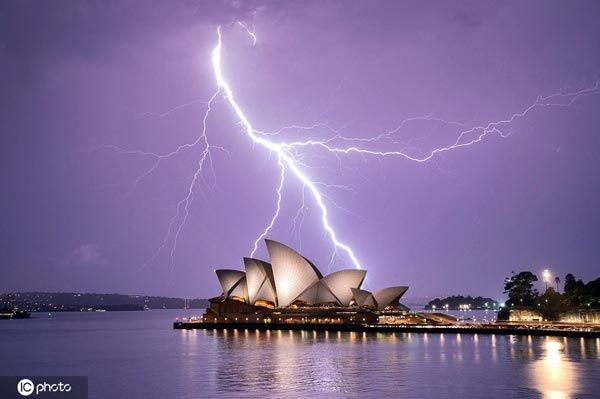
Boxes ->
[507,307,600,324]
[202,239,409,325]
[560,310,600,324]
[508,307,544,322]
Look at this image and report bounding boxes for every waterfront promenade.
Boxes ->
[174,320,600,338]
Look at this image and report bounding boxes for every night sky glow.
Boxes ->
[3,1,600,299]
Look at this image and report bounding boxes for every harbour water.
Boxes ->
[1,310,598,398]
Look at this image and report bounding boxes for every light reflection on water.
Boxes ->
[1,311,598,399]
[188,328,599,398]
[186,324,600,398]
[530,339,578,399]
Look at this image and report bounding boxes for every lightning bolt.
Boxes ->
[282,82,600,162]
[250,155,285,257]
[98,23,600,274]
[157,90,223,271]
[212,26,363,269]
[289,184,307,249]
[94,89,224,270]
[236,21,257,46]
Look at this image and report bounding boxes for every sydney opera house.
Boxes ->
[201,239,409,325]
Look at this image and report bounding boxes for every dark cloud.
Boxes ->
[0,0,258,61]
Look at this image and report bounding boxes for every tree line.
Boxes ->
[425,295,498,310]
[500,271,600,320]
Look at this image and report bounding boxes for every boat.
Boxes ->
[0,307,31,319]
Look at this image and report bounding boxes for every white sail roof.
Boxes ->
[213,241,409,311]
[321,269,367,306]
[295,280,339,305]
[372,286,409,310]
[351,288,375,307]
[265,239,322,307]
[244,257,277,306]
[228,276,248,301]
[215,269,245,298]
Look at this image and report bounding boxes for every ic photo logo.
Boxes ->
[17,379,34,396]
[17,378,72,396]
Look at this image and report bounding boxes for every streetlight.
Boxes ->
[543,269,551,291]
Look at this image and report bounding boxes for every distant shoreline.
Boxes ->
[26,308,203,314]
[0,292,209,313]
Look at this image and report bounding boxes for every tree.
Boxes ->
[504,271,539,307]
[536,287,566,321]
[563,273,587,307]
[555,276,560,292]
[564,273,577,295]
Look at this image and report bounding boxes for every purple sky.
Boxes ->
[2,0,600,300]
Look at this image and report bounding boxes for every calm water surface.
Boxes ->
[1,310,599,398]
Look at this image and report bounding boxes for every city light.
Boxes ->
[543,269,551,290]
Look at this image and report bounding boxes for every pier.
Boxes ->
[173,320,600,338]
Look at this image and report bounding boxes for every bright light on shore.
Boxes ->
[543,269,551,283]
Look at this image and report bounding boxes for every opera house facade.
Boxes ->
[201,240,409,325]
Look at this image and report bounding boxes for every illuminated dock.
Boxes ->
[173,320,600,338]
